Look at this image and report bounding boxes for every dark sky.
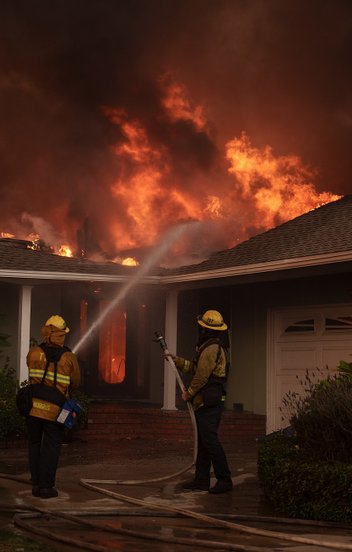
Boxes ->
[0,0,351,256]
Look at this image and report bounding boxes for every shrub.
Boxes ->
[70,387,90,430]
[259,362,352,521]
[0,360,26,439]
[281,368,352,462]
[258,434,352,522]
[292,375,352,462]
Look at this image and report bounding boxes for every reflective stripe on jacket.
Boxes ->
[27,346,80,421]
[175,339,226,410]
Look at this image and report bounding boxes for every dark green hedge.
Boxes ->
[0,363,26,439]
[258,434,352,522]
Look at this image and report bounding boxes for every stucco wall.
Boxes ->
[31,284,65,345]
[0,283,19,374]
[226,271,352,416]
[228,286,267,415]
[3,269,352,411]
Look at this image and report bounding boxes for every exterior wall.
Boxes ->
[31,284,66,346]
[174,270,352,421]
[3,268,352,423]
[226,270,352,418]
[27,281,167,404]
[0,283,19,373]
[229,287,267,415]
[176,287,234,410]
[143,287,167,405]
[177,290,201,361]
[0,282,71,381]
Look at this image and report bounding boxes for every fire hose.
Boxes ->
[1,331,352,550]
[83,331,198,486]
[3,469,352,551]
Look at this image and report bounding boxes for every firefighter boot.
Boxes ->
[32,485,41,497]
[40,487,59,499]
[208,478,233,494]
[182,478,210,491]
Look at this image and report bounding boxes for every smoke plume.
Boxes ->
[0,0,350,263]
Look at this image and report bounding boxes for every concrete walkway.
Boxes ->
[1,438,352,551]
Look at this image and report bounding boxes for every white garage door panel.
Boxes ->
[276,375,307,429]
[268,304,352,434]
[276,346,319,373]
[322,344,352,372]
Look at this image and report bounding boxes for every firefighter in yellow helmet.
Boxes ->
[26,315,80,499]
[166,310,233,494]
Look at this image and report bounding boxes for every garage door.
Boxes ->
[267,304,352,433]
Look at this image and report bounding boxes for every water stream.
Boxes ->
[72,222,197,354]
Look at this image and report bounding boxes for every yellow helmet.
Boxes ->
[197,310,227,331]
[45,315,70,333]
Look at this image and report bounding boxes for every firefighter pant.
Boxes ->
[194,403,232,484]
[26,415,65,489]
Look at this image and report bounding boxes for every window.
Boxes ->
[98,301,126,384]
[284,319,315,333]
[325,316,352,332]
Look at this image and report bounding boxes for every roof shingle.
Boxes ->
[1,195,351,280]
[166,195,352,275]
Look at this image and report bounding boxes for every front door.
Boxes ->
[78,292,149,400]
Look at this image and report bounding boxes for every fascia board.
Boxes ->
[0,270,160,284]
[160,250,352,283]
[1,250,352,285]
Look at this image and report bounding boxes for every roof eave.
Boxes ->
[1,250,351,285]
[0,269,160,284]
[160,250,352,283]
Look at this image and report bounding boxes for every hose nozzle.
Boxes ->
[153,331,167,351]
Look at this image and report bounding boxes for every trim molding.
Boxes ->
[0,249,352,284]
[160,250,352,283]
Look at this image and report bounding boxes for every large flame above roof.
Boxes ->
[99,76,340,260]
[0,2,349,266]
[0,75,341,265]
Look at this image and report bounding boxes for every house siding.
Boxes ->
[0,283,19,371]
[175,269,352,422]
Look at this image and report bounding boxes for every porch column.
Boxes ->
[162,289,178,410]
[18,285,32,384]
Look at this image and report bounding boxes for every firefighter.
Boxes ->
[166,310,233,494]
[26,315,80,498]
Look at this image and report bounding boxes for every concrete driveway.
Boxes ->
[1,438,352,552]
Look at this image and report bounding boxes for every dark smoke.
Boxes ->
[0,0,351,260]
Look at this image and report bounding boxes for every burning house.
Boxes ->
[1,194,352,440]
[0,1,351,441]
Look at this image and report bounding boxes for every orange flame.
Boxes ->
[121,257,139,266]
[102,80,341,258]
[103,105,203,252]
[58,244,74,257]
[225,132,341,228]
[1,77,342,263]
[159,73,207,130]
